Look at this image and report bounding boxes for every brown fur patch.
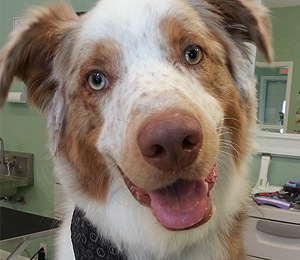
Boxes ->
[159,16,226,69]
[56,41,121,201]
[200,60,247,165]
[58,90,110,202]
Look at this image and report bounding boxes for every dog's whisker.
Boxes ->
[218,130,233,137]
[103,117,136,125]
[218,148,242,164]
[216,157,231,171]
[187,88,198,105]
[219,145,240,160]
[221,125,241,134]
[219,139,241,152]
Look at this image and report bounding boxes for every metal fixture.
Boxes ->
[0,195,26,204]
[0,137,4,164]
[0,142,34,197]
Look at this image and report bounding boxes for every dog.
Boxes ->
[0,0,272,259]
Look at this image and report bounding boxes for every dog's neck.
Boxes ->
[71,207,127,260]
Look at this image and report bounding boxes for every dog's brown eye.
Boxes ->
[184,45,203,65]
[88,72,108,91]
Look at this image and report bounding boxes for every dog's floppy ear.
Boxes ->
[0,3,78,110]
[205,0,272,62]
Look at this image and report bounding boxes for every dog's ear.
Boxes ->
[192,0,272,62]
[210,0,272,61]
[0,3,78,110]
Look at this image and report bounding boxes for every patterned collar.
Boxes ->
[71,207,127,260]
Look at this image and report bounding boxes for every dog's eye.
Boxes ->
[184,45,203,65]
[88,72,108,91]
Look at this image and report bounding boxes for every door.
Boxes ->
[258,76,287,133]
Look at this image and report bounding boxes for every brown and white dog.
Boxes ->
[0,0,271,259]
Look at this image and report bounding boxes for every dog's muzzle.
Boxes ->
[119,112,218,230]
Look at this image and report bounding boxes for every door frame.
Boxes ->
[256,61,293,133]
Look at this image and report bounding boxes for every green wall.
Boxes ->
[271,6,300,134]
[250,155,300,187]
[257,6,300,133]
[253,6,300,188]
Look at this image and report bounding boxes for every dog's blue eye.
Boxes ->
[88,72,108,91]
[184,46,203,65]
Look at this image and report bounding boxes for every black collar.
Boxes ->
[71,207,127,260]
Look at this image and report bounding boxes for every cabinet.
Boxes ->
[243,204,300,260]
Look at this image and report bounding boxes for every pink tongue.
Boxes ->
[149,179,207,230]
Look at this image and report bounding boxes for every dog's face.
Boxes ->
[0,0,271,231]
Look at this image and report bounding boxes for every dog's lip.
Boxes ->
[118,163,217,230]
[119,167,152,207]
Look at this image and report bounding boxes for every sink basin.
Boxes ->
[0,175,30,197]
[0,151,34,197]
[0,176,18,197]
[0,164,6,175]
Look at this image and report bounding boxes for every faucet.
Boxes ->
[0,137,4,164]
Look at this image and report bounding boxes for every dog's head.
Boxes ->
[0,0,271,231]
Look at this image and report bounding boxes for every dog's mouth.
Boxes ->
[118,163,217,230]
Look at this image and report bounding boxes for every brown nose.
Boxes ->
[137,113,203,172]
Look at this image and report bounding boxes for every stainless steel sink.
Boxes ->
[0,151,34,197]
[0,175,19,197]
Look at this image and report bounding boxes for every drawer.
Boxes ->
[243,216,300,260]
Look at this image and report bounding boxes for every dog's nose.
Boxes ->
[137,113,203,172]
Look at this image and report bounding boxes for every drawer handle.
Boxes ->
[256,219,300,238]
